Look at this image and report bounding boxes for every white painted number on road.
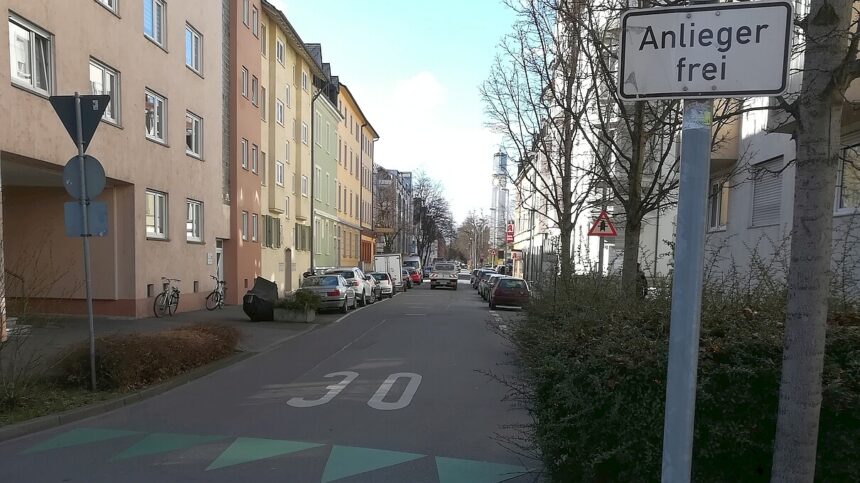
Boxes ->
[286,371,422,410]
[286,371,358,408]
[367,373,422,411]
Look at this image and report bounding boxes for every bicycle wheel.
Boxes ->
[205,291,220,310]
[153,292,168,318]
[168,292,179,316]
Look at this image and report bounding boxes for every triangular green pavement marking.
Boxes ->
[22,428,141,454]
[206,437,323,470]
[110,432,225,461]
[321,445,425,482]
[435,456,528,483]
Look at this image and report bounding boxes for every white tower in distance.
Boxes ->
[489,149,509,255]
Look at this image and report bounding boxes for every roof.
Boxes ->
[339,83,380,140]
[260,0,324,78]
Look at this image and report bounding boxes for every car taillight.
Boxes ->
[327,289,341,296]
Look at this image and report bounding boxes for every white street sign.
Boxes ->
[619,1,793,100]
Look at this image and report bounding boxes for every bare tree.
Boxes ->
[454,212,492,266]
[771,0,859,480]
[412,172,455,267]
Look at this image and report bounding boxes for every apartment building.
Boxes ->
[373,165,413,255]
[225,0,263,303]
[0,0,228,317]
[335,85,364,267]
[259,0,320,292]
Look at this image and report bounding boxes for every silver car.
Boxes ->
[325,267,376,306]
[370,272,395,298]
[298,275,356,313]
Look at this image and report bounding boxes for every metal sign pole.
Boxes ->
[660,99,711,482]
[74,92,97,391]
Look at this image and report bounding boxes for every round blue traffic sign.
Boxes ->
[63,155,106,200]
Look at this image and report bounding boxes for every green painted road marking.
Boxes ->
[206,437,323,470]
[321,445,425,482]
[22,428,140,454]
[110,432,225,461]
[435,456,528,483]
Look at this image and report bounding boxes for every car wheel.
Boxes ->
[340,298,349,314]
[351,295,357,310]
[490,301,496,309]
[359,292,367,306]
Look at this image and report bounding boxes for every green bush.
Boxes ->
[57,324,240,391]
[512,274,860,482]
[275,290,322,312]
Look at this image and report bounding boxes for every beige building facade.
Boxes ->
[1,0,229,317]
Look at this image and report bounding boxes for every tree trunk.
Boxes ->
[559,218,573,281]
[771,0,851,480]
[621,102,646,295]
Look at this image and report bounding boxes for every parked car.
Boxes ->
[370,272,395,298]
[367,275,383,301]
[481,274,507,300]
[430,262,458,290]
[325,267,376,306]
[402,268,413,289]
[489,277,530,309]
[422,266,433,279]
[407,267,422,285]
[474,269,497,290]
[298,275,356,313]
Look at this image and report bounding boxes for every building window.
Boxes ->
[838,146,860,211]
[251,7,258,36]
[285,84,291,108]
[708,180,729,230]
[145,89,166,142]
[314,166,321,200]
[276,161,285,186]
[146,190,167,238]
[285,196,291,218]
[275,99,284,125]
[143,0,165,46]
[251,144,258,173]
[241,211,248,240]
[242,0,249,26]
[251,76,258,105]
[314,112,321,145]
[241,138,248,169]
[292,173,296,194]
[8,15,52,95]
[185,112,202,157]
[89,59,119,123]
[301,175,308,196]
[301,71,308,91]
[260,23,266,55]
[285,140,291,162]
[261,151,267,186]
[241,67,248,97]
[185,24,202,73]
[252,214,258,242]
[751,158,783,227]
[261,86,266,120]
[276,39,285,64]
[301,122,309,145]
[186,199,202,242]
[96,0,118,12]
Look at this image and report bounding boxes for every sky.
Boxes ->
[272,0,516,224]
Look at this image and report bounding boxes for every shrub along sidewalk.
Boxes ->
[509,274,859,482]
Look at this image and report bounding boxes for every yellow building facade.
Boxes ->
[260,4,319,292]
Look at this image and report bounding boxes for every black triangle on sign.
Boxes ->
[49,95,111,154]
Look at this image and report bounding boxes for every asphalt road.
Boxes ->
[0,277,538,483]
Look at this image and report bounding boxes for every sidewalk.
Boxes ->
[1,304,343,375]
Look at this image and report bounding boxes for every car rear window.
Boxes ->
[303,276,339,287]
[329,270,354,279]
[499,279,527,289]
[435,264,455,271]
[371,273,389,281]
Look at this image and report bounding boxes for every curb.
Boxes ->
[0,350,254,444]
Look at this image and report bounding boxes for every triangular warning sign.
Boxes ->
[49,94,111,153]
[588,210,617,237]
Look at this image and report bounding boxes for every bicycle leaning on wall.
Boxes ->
[153,277,181,318]
[205,275,227,310]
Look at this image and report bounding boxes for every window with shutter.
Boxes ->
[751,157,783,227]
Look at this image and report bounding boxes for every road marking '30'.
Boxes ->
[287,372,422,411]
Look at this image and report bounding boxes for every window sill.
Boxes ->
[186,239,205,245]
[186,65,204,79]
[144,34,168,53]
[94,1,121,18]
[146,136,169,148]
[147,236,170,242]
[11,81,51,100]
[186,152,203,161]
[101,118,122,129]
[749,223,780,229]
[707,226,727,233]
[834,208,860,217]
